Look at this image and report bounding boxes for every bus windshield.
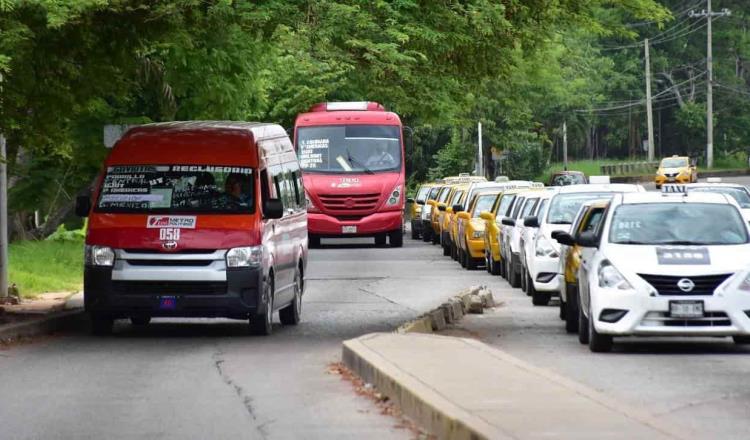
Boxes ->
[297,125,401,173]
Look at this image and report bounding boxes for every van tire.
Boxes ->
[389,229,403,247]
[733,336,750,344]
[90,314,114,335]
[280,267,302,326]
[309,235,321,248]
[250,276,274,336]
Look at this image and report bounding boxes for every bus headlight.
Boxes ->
[226,246,262,268]
[85,245,115,267]
[386,185,402,206]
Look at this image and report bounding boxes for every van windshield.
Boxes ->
[96,165,254,214]
[297,125,401,173]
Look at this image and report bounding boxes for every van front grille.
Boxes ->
[113,281,227,296]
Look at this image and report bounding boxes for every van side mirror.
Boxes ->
[523,216,539,228]
[75,195,91,217]
[501,218,515,226]
[263,199,284,219]
[452,204,463,213]
[554,232,575,246]
[577,231,599,248]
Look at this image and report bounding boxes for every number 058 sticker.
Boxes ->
[159,228,181,241]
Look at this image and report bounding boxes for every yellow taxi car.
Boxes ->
[428,184,455,244]
[555,199,609,333]
[439,184,469,256]
[456,190,502,270]
[480,190,518,276]
[654,155,697,189]
[408,182,436,239]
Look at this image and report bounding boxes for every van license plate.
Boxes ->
[669,300,703,318]
[159,296,177,310]
[342,226,357,234]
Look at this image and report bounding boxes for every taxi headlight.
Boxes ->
[226,246,262,268]
[85,245,115,267]
[472,230,484,239]
[736,272,750,292]
[535,236,559,258]
[597,260,633,290]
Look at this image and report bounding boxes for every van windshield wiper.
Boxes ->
[346,148,374,174]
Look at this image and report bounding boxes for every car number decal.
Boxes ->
[656,247,710,265]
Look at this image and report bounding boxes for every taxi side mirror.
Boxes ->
[406,197,415,203]
[456,212,470,221]
[479,211,494,221]
[437,204,447,212]
[554,232,575,246]
[75,195,91,218]
[551,230,564,240]
[446,207,453,214]
[501,218,515,226]
[417,200,425,205]
[577,231,598,248]
[523,216,539,228]
[452,204,463,213]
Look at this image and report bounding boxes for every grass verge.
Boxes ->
[9,240,84,298]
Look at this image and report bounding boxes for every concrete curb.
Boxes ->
[0,309,85,342]
[342,334,508,440]
[395,285,494,334]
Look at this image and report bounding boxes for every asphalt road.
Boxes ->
[0,238,483,440]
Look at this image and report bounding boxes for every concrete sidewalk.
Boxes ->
[343,333,684,440]
[0,292,84,341]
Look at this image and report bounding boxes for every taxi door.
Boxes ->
[577,207,608,316]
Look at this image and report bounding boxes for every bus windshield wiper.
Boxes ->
[346,148,374,174]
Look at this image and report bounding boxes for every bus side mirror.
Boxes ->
[523,216,539,228]
[263,199,284,219]
[75,196,91,218]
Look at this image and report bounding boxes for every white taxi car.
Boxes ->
[525,184,645,309]
[574,189,750,352]
[686,178,750,222]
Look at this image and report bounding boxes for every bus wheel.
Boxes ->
[375,234,387,246]
[309,235,321,248]
[389,229,403,248]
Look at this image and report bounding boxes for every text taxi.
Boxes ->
[561,188,750,352]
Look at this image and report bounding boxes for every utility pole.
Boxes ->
[477,122,483,177]
[562,121,568,170]
[645,38,655,162]
[690,1,731,168]
[0,72,7,300]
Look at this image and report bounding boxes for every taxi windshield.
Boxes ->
[471,194,498,218]
[416,186,431,203]
[609,203,748,245]
[661,158,688,168]
[688,186,750,208]
[547,192,614,224]
[96,165,254,214]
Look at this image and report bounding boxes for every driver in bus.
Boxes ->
[366,142,396,168]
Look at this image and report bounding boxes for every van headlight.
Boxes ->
[226,246,262,268]
[386,185,402,206]
[85,245,115,267]
[535,237,559,258]
[597,260,633,290]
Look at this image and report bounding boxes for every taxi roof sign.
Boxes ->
[589,175,611,184]
[706,177,722,183]
[661,184,688,194]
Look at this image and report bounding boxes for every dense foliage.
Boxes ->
[2,1,748,239]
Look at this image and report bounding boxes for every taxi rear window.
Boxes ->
[609,203,748,245]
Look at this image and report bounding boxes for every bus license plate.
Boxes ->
[159,296,177,310]
[342,226,357,234]
[669,300,703,318]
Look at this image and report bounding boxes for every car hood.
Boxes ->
[604,243,750,277]
[658,167,684,175]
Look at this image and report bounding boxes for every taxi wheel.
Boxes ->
[578,298,589,344]
[411,228,419,240]
[588,302,613,352]
[130,316,151,326]
[499,257,507,278]
[509,261,521,288]
[459,249,467,268]
[559,299,566,320]
[466,254,478,270]
[490,258,502,276]
[431,232,440,245]
[520,266,527,293]
[443,242,451,257]
[451,244,457,261]
[565,285,579,334]
[733,336,750,344]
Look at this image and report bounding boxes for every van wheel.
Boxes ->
[90,314,114,335]
[250,276,274,336]
[389,229,403,247]
[565,284,579,334]
[578,292,589,344]
[375,234,387,246]
[280,268,302,326]
[130,316,151,326]
[309,235,321,248]
[733,336,750,344]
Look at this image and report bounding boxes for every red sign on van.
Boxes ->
[146,215,196,229]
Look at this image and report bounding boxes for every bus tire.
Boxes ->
[389,229,403,248]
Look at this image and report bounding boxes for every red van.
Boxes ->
[76,122,307,336]
[294,102,406,247]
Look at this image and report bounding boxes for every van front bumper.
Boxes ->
[308,210,403,236]
[84,266,263,320]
